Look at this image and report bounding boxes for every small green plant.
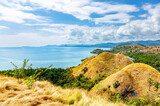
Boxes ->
[10,59,33,78]
[25,76,35,89]
[113,81,120,88]
[81,67,88,74]
[109,93,122,102]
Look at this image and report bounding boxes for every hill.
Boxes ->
[105,44,160,71]
[109,44,146,54]
[71,52,133,80]
[91,63,160,101]
[109,44,160,54]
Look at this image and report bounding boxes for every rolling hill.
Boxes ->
[71,52,133,80]
[91,63,160,100]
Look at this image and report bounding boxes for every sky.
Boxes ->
[0,0,160,47]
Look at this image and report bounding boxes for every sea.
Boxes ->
[0,46,110,70]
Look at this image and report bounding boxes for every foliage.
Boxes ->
[127,52,160,71]
[90,49,107,54]
[81,67,88,74]
[125,98,160,106]
[113,81,120,88]
[109,44,145,53]
[25,76,35,89]
[109,93,122,102]
[0,60,99,90]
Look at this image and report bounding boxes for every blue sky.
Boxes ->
[0,0,160,47]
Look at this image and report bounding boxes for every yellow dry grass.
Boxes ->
[0,75,126,106]
[91,63,160,100]
[72,52,133,79]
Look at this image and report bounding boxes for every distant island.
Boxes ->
[59,39,160,48]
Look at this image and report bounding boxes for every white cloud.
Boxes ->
[35,3,160,44]
[117,3,160,38]
[0,0,138,24]
[19,0,138,23]
[0,0,44,23]
[37,23,119,44]
[94,13,132,24]
[0,25,9,29]
[0,1,159,46]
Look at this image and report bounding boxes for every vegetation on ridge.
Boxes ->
[0,59,104,90]
[91,44,160,71]
[127,52,160,71]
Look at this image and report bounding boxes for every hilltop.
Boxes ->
[71,52,133,80]
[91,63,160,101]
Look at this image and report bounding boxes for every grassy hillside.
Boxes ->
[91,63,160,105]
[72,52,133,80]
[91,44,160,71]
[109,44,160,54]
[0,75,126,106]
[110,44,146,54]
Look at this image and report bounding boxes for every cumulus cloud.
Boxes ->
[36,3,160,44]
[0,0,45,23]
[36,24,119,44]
[117,3,160,39]
[12,0,138,23]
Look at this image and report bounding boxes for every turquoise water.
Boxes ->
[0,46,109,70]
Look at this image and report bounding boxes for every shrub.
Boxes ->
[109,93,122,102]
[113,81,120,88]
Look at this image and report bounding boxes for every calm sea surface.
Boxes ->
[0,46,109,70]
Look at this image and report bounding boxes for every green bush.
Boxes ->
[113,81,120,88]
[109,93,122,102]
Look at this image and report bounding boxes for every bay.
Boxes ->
[0,46,109,70]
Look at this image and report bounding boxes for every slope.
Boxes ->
[91,63,160,100]
[72,52,133,80]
